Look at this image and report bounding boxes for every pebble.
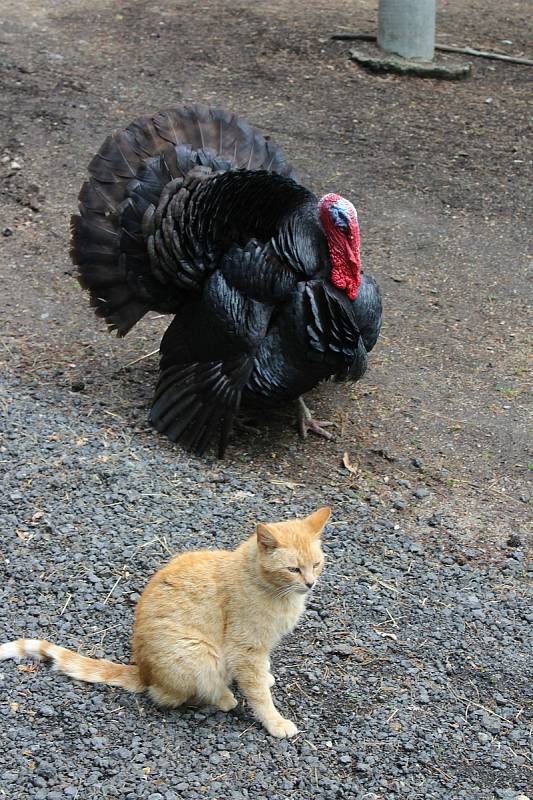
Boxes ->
[414,487,430,499]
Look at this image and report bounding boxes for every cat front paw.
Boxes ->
[266,716,298,738]
[216,691,238,712]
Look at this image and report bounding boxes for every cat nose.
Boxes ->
[305,581,315,590]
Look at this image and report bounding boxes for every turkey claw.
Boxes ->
[296,397,336,440]
[234,416,261,436]
[300,418,336,440]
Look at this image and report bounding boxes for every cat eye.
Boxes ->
[287,567,301,573]
[313,562,321,569]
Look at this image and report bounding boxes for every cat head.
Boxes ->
[255,507,331,597]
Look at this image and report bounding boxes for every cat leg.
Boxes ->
[233,657,297,738]
[196,673,237,711]
[266,658,275,687]
[148,685,189,708]
[140,633,237,713]
[192,649,237,712]
[211,686,238,712]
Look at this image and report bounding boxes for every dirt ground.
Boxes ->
[1,0,530,553]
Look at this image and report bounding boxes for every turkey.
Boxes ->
[71,104,382,457]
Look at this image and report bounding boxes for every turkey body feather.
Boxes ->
[71,103,382,456]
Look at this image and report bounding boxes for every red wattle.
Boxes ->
[319,196,362,301]
[329,243,361,300]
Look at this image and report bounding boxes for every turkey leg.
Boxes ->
[296,397,336,440]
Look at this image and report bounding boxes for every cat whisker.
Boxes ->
[273,584,299,600]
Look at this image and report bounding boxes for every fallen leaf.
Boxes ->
[10,702,19,713]
[342,452,361,476]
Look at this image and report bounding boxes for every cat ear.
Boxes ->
[256,523,280,551]
[305,507,332,537]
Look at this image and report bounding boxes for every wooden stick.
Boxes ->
[437,43,533,65]
[331,32,533,66]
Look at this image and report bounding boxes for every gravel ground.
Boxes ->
[1,386,531,799]
[1,0,532,798]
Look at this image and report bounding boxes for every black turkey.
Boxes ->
[71,104,382,456]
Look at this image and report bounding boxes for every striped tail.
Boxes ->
[0,639,144,693]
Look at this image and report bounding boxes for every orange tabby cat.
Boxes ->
[0,506,330,737]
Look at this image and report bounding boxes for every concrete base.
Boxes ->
[349,42,471,80]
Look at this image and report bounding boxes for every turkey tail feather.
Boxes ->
[0,639,144,693]
[72,103,295,336]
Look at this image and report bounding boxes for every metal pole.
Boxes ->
[378,0,436,61]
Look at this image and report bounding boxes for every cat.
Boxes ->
[0,506,331,738]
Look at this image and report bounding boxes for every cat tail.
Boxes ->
[0,639,145,693]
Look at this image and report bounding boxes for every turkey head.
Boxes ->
[319,194,362,301]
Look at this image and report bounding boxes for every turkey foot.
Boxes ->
[296,397,336,440]
[234,415,262,436]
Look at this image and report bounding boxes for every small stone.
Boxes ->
[411,457,423,469]
[477,732,490,744]
[35,761,55,777]
[414,487,430,499]
[481,713,501,734]
[2,227,13,237]
[70,380,85,392]
[464,594,481,608]
[37,703,56,717]
[330,643,352,657]
[506,533,522,547]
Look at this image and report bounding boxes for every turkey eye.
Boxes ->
[287,567,300,573]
